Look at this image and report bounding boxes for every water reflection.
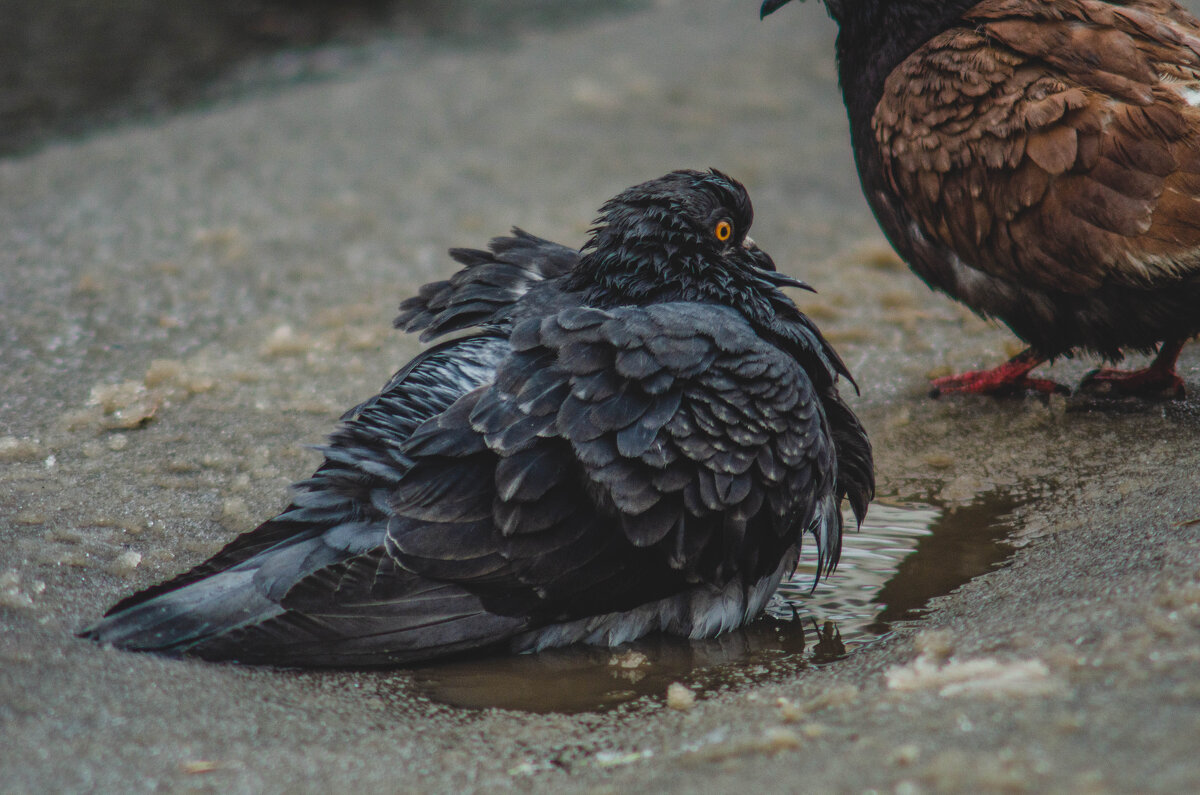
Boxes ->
[409,496,1018,713]
[772,498,1016,642]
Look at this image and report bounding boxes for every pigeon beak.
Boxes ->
[769,272,817,293]
[743,238,817,293]
[760,0,796,19]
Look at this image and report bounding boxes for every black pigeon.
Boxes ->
[763,0,1200,397]
[81,169,873,667]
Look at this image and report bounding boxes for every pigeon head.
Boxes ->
[570,168,811,307]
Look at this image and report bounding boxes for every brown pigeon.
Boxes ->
[763,0,1200,397]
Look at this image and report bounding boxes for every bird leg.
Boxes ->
[929,348,1067,397]
[1079,339,1187,399]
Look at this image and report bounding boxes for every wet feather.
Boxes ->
[81,169,873,666]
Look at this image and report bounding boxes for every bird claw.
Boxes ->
[1078,367,1186,400]
[928,354,1068,398]
[929,372,1069,398]
[928,347,1069,398]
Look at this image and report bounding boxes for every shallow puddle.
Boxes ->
[409,495,1019,713]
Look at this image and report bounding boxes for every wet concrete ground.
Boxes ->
[2,0,1200,791]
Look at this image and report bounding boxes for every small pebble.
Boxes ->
[802,683,859,713]
[261,325,314,357]
[760,727,802,753]
[776,697,803,723]
[221,498,255,532]
[913,629,955,661]
[107,550,143,577]
[886,655,1060,698]
[922,453,956,469]
[667,682,696,711]
[88,381,159,429]
[0,436,43,462]
[0,570,45,609]
[143,359,184,389]
[799,723,827,740]
[610,650,649,669]
[890,743,922,767]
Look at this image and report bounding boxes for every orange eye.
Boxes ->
[714,220,733,242]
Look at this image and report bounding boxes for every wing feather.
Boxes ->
[395,228,579,340]
[99,335,508,618]
[379,303,839,626]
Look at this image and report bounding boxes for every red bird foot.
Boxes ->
[1079,367,1185,399]
[1078,340,1188,400]
[929,350,1068,398]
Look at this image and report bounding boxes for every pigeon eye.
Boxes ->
[714,219,733,242]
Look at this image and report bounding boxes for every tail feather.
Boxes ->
[822,390,875,527]
[193,591,528,666]
[80,568,284,655]
[395,228,579,340]
[79,536,531,667]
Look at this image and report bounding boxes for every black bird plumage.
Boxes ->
[81,169,873,667]
[763,0,1200,397]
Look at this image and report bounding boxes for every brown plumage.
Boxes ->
[763,0,1200,396]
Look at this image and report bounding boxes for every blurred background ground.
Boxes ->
[2,1,1199,793]
[0,0,644,155]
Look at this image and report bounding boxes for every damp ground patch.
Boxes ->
[405,495,1021,713]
